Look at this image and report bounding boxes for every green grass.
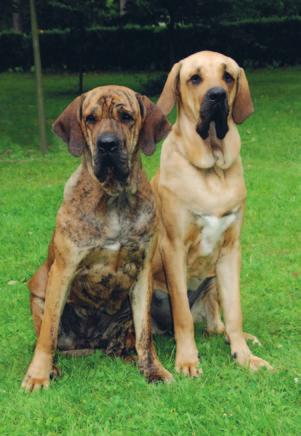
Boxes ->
[0,69,301,435]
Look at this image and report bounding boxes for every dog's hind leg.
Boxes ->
[191,280,261,343]
[59,349,95,357]
[151,278,224,335]
[28,237,55,337]
[190,278,225,335]
[243,332,261,346]
[224,331,261,346]
[28,261,49,337]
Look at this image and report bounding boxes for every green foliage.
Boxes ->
[1,0,301,32]
[0,0,118,32]
[44,1,117,30]
[230,0,301,20]
[125,0,233,27]
[0,17,301,71]
[0,68,301,434]
[0,31,31,71]
[124,0,301,27]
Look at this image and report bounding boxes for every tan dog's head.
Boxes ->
[53,85,170,187]
[158,51,253,140]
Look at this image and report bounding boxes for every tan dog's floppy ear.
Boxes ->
[232,68,254,124]
[52,96,86,156]
[136,94,171,156]
[157,62,181,115]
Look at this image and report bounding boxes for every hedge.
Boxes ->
[0,17,300,72]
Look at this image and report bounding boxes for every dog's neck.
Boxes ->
[82,153,143,198]
[174,112,241,171]
[63,161,155,229]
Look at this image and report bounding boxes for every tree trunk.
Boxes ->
[30,0,48,154]
[12,0,22,32]
[78,66,84,95]
[77,29,84,94]
[76,7,85,94]
[120,0,127,16]
[168,13,176,67]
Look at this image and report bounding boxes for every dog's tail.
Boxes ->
[151,277,214,335]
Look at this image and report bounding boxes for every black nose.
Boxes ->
[207,87,226,102]
[97,132,121,152]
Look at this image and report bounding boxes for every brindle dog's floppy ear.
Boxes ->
[157,62,181,115]
[232,68,254,124]
[137,94,171,156]
[52,96,86,156]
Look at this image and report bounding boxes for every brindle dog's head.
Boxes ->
[53,86,170,192]
[157,51,254,140]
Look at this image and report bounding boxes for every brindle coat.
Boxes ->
[151,51,273,376]
[22,86,172,392]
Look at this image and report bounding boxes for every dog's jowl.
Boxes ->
[22,85,172,392]
[151,51,273,376]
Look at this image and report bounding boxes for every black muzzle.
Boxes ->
[196,87,229,140]
[94,132,129,183]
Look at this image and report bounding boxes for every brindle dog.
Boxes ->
[22,85,172,392]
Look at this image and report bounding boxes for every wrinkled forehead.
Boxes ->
[180,51,240,79]
[82,86,139,115]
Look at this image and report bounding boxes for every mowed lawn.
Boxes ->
[0,69,300,435]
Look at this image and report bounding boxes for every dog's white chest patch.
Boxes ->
[196,212,238,256]
[103,241,121,251]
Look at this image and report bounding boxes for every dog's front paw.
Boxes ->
[22,368,50,392]
[139,360,174,383]
[21,353,57,392]
[175,348,202,377]
[248,355,273,371]
[147,365,174,384]
[231,342,273,372]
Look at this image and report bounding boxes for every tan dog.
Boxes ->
[151,51,273,376]
[22,85,172,392]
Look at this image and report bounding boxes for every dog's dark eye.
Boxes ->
[120,112,134,123]
[190,74,202,85]
[224,72,234,84]
[86,114,96,124]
